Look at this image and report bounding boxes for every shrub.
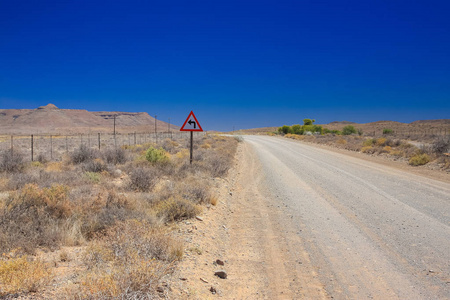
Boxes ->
[155,197,200,222]
[291,124,303,135]
[363,138,375,147]
[375,138,387,146]
[383,128,393,135]
[342,125,357,135]
[432,138,450,155]
[129,167,158,192]
[0,184,70,253]
[84,172,101,183]
[0,255,52,296]
[82,159,106,173]
[409,153,430,166]
[0,150,24,173]
[278,125,292,134]
[103,148,127,165]
[204,152,231,177]
[145,147,169,164]
[74,221,179,298]
[361,146,374,153]
[336,138,347,145]
[71,145,96,164]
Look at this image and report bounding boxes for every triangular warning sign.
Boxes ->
[180,111,203,132]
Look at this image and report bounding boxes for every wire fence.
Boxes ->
[1,131,206,162]
[367,128,450,140]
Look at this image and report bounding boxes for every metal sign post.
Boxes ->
[180,111,203,164]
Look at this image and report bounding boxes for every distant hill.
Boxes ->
[0,104,179,134]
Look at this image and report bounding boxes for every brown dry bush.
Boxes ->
[0,150,24,173]
[70,220,179,299]
[71,144,97,164]
[155,197,201,222]
[0,184,70,254]
[0,254,53,296]
[129,167,159,192]
[102,147,127,165]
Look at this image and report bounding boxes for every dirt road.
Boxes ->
[173,136,449,299]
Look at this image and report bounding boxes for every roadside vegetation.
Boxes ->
[0,134,239,298]
[276,119,450,170]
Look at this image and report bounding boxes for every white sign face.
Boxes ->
[180,111,203,132]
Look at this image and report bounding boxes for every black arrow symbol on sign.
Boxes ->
[188,120,196,128]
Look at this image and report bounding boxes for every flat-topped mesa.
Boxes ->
[37,103,59,110]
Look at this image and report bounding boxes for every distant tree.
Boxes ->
[303,119,314,126]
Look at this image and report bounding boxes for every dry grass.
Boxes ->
[282,133,449,170]
[67,220,180,298]
[0,133,238,297]
[0,253,52,296]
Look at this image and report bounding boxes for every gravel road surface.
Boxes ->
[241,135,450,299]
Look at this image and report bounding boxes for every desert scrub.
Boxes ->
[145,147,169,164]
[84,171,101,183]
[0,254,52,296]
[336,138,347,145]
[0,184,71,253]
[129,167,159,192]
[375,137,387,146]
[0,150,24,173]
[103,147,127,164]
[72,220,180,298]
[409,153,430,166]
[363,138,375,147]
[155,197,200,222]
[71,144,97,164]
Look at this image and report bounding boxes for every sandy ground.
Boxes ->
[170,136,449,299]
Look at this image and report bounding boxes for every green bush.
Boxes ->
[342,125,357,135]
[291,124,303,135]
[145,147,169,164]
[383,128,393,135]
[409,153,430,166]
[278,125,292,134]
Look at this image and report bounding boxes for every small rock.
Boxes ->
[229,192,233,196]
[210,286,217,294]
[214,270,227,279]
[157,286,164,293]
[196,216,204,221]
[200,277,209,283]
[179,277,187,281]
[216,259,224,266]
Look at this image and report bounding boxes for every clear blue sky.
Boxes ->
[1,0,449,131]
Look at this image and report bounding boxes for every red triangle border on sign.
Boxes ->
[180,111,203,132]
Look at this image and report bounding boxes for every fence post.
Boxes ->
[50,135,53,160]
[134,132,136,145]
[31,135,34,161]
[98,133,101,150]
